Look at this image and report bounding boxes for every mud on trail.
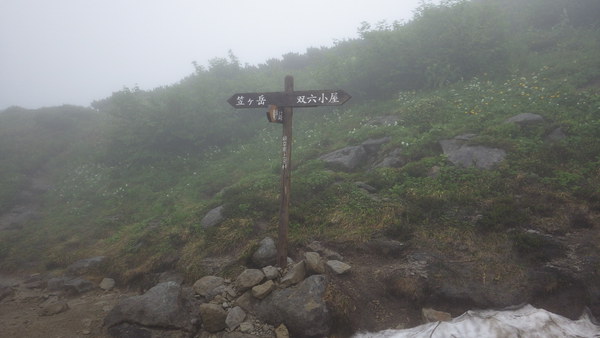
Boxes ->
[0,274,134,338]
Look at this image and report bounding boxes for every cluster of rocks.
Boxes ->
[317,112,565,172]
[103,237,352,337]
[439,113,564,169]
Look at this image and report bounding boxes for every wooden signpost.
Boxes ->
[228,76,350,267]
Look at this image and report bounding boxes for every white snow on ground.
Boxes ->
[354,304,600,338]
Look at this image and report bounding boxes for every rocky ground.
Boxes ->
[1,231,598,338]
[1,136,598,337]
[0,273,134,338]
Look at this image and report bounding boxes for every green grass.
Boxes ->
[1,2,599,281]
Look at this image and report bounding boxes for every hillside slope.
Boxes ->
[1,0,599,335]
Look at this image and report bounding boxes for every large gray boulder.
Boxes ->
[104,281,195,333]
[319,146,367,171]
[200,205,225,228]
[254,275,330,337]
[374,148,407,168]
[440,135,506,169]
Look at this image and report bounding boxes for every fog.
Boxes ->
[0,0,434,110]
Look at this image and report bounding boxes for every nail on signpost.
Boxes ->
[227,76,350,267]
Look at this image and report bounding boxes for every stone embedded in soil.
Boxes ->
[304,252,326,275]
[104,281,194,332]
[39,300,69,316]
[199,303,227,333]
[225,306,246,330]
[235,269,265,292]
[193,276,225,299]
[252,237,278,268]
[280,261,306,287]
[252,280,275,300]
[253,275,330,337]
[99,278,115,291]
[275,323,290,338]
[422,308,452,322]
[327,260,351,275]
[262,266,280,281]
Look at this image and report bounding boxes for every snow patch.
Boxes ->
[354,304,600,338]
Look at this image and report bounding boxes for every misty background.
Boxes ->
[0,0,434,110]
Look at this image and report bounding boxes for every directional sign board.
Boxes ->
[228,76,350,267]
[227,89,351,109]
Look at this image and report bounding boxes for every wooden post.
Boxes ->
[277,75,293,267]
[227,77,350,268]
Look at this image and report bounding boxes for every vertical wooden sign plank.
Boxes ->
[277,75,294,267]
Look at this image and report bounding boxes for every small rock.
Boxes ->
[327,260,351,275]
[262,266,280,280]
[199,303,228,333]
[64,277,95,295]
[280,261,306,287]
[99,278,115,291]
[422,308,452,322]
[275,323,290,338]
[252,280,276,300]
[225,306,246,330]
[225,286,237,298]
[304,252,326,275]
[200,205,225,229]
[193,276,225,299]
[306,241,343,260]
[239,321,254,333]
[235,269,265,292]
[39,300,69,316]
[251,237,278,268]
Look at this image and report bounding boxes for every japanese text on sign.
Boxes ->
[296,92,339,105]
[236,94,267,106]
[281,135,289,170]
[229,90,349,108]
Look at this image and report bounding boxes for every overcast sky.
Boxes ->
[0,0,434,110]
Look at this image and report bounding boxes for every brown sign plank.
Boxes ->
[227,89,350,108]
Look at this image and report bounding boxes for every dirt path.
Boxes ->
[0,275,134,338]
